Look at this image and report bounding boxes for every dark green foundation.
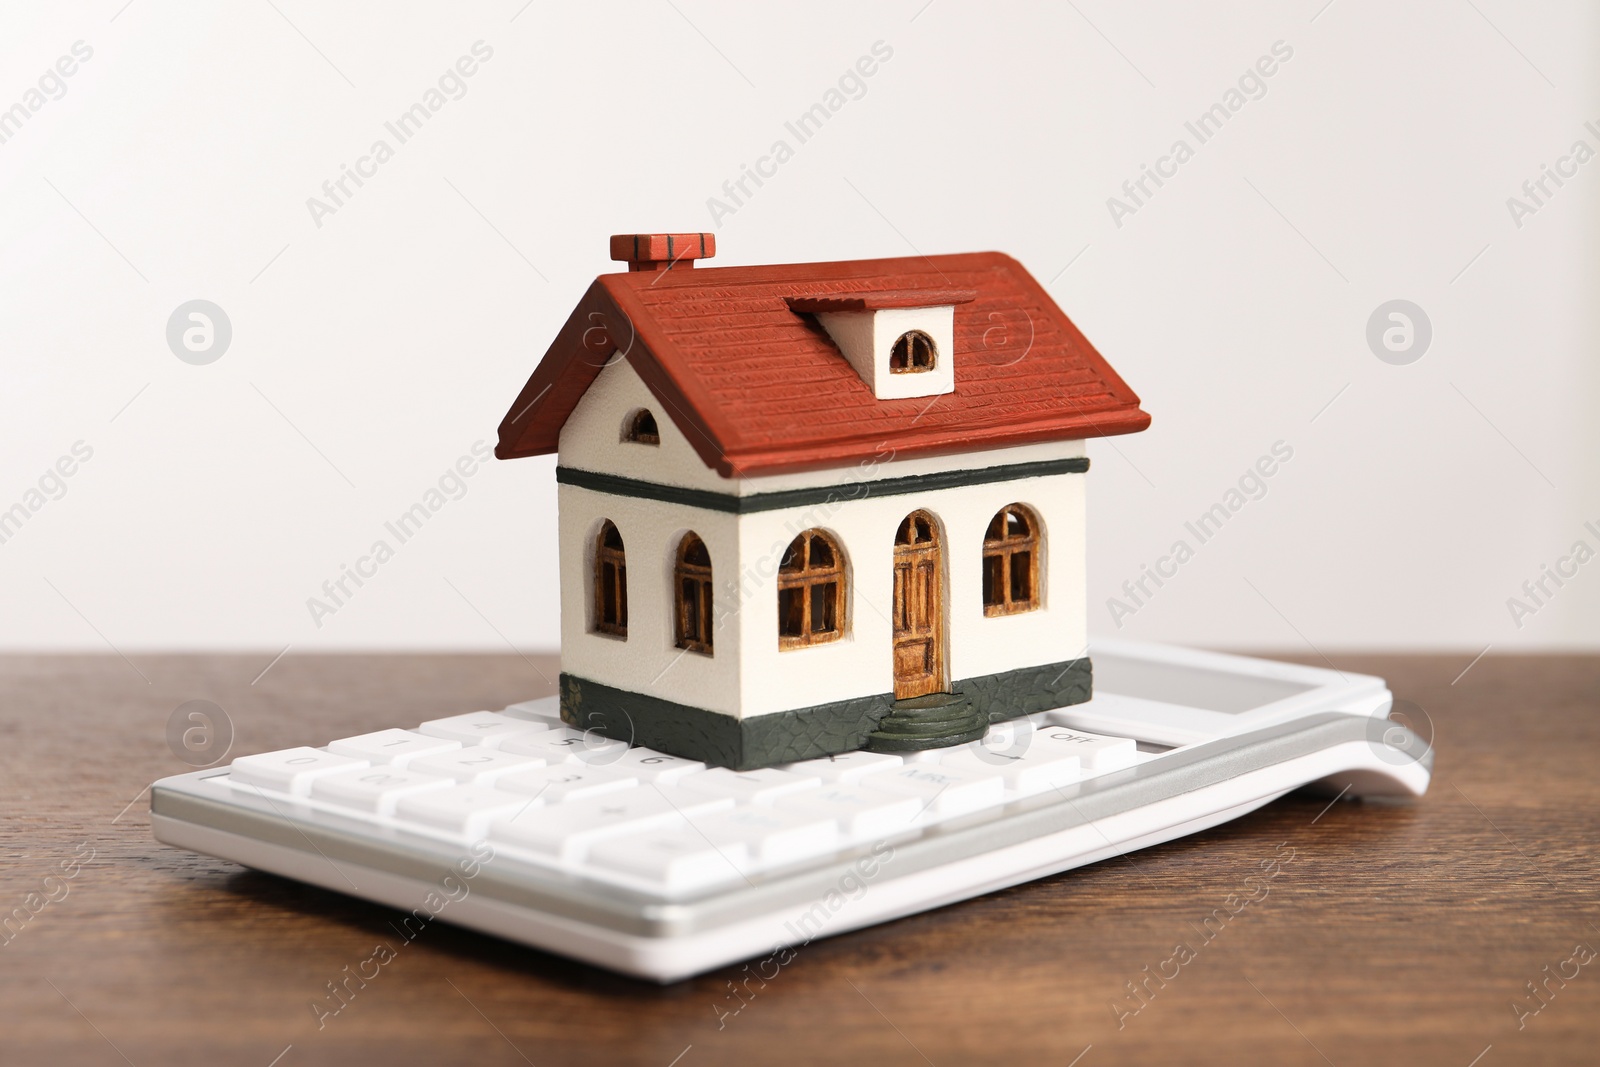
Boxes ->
[559,657,1091,770]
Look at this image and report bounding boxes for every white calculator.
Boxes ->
[149,640,1432,982]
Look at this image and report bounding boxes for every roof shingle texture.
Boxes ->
[496,251,1149,478]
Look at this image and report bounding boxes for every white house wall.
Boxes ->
[557,354,1089,722]
[731,472,1085,718]
[556,483,744,716]
[557,355,732,494]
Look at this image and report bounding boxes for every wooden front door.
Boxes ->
[892,510,945,700]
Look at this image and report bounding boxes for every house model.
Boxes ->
[495,233,1150,771]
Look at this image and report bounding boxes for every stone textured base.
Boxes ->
[560,657,1092,771]
[962,657,1094,723]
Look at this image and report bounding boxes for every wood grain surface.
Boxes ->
[2,652,1596,1066]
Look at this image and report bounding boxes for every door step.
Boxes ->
[864,691,988,752]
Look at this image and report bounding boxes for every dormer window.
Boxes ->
[889,330,936,373]
[786,289,974,401]
[625,409,659,445]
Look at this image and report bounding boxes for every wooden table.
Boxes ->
[2,652,1596,1066]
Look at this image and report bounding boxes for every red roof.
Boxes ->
[496,251,1149,478]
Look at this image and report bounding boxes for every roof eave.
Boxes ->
[716,407,1152,478]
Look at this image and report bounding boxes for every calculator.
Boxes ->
[149,640,1432,982]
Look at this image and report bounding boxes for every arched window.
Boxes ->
[896,511,937,546]
[675,533,714,654]
[624,409,660,444]
[983,504,1040,616]
[777,529,845,649]
[889,330,936,373]
[594,520,628,636]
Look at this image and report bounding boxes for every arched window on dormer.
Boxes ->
[889,330,936,373]
[624,409,660,445]
[675,533,714,654]
[594,520,628,636]
[982,504,1041,616]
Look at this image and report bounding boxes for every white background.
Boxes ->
[1,1,1596,660]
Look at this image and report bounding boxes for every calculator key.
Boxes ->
[580,748,705,783]
[1032,723,1140,771]
[407,748,545,784]
[857,763,1005,817]
[686,807,839,867]
[940,744,1081,795]
[963,724,1044,765]
[311,767,453,815]
[677,767,821,804]
[500,727,628,764]
[327,729,462,767]
[229,748,368,796]
[495,764,638,803]
[502,697,564,724]
[587,829,746,892]
[776,784,923,840]
[489,786,732,860]
[979,718,1035,746]
[781,750,904,783]
[417,711,551,747]
[396,786,539,837]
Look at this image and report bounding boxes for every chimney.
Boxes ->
[609,232,716,272]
